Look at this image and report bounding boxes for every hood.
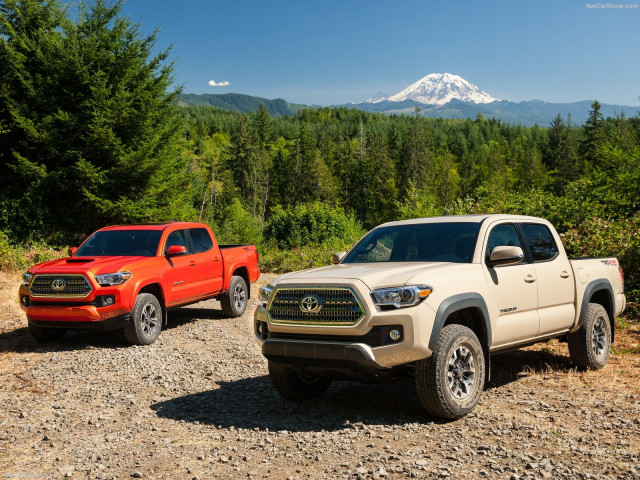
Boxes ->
[277,262,449,290]
[30,256,152,276]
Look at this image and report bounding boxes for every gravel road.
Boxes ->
[1,272,639,480]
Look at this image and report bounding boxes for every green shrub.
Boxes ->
[264,202,364,250]
[212,199,263,245]
[0,232,65,271]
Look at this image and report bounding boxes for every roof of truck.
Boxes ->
[380,214,546,228]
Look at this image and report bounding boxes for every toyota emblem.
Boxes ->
[51,278,67,291]
[299,294,323,313]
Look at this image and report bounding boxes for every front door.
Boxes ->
[163,229,198,306]
[482,222,539,347]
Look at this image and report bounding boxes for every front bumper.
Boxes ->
[28,314,131,331]
[254,286,436,369]
[19,284,132,326]
[262,339,383,371]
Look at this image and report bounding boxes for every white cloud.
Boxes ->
[208,80,230,87]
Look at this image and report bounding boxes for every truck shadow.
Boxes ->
[164,306,227,330]
[487,348,574,389]
[150,349,575,431]
[150,376,433,431]
[0,325,129,352]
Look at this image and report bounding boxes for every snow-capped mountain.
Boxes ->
[366,73,498,105]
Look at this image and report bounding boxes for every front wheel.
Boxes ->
[124,293,162,345]
[416,324,485,419]
[268,361,331,401]
[568,303,611,370]
[221,275,248,317]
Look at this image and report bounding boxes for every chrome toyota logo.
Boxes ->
[299,294,322,313]
[51,278,66,291]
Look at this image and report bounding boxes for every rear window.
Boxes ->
[189,228,214,253]
[521,223,559,262]
[343,222,480,264]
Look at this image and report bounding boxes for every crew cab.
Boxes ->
[20,222,260,345]
[254,215,625,419]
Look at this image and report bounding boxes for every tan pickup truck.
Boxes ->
[254,215,626,419]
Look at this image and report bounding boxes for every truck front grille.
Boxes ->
[268,288,365,326]
[30,274,93,297]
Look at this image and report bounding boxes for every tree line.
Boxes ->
[1,0,639,301]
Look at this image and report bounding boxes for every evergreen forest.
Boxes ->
[1,0,639,302]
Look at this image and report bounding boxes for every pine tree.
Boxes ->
[580,100,606,170]
[0,0,193,242]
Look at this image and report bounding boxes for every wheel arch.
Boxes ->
[576,279,615,343]
[429,293,492,380]
[232,266,250,298]
[137,282,167,325]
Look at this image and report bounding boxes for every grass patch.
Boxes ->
[0,234,65,271]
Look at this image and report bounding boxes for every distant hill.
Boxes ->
[346,98,640,127]
[177,92,640,127]
[177,93,306,116]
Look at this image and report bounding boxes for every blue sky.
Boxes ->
[89,0,639,105]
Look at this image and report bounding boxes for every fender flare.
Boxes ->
[572,279,614,341]
[429,293,492,350]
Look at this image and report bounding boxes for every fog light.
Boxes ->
[389,329,401,341]
[105,296,114,305]
[22,295,31,307]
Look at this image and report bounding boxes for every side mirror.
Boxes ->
[68,247,77,257]
[166,245,187,256]
[489,246,524,268]
[332,251,346,264]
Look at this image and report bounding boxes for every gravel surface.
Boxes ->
[1,272,639,479]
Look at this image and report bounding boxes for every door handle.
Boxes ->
[560,271,570,278]
[524,274,537,283]
[212,257,220,262]
[189,261,197,267]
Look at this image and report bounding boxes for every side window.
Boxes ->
[486,224,522,263]
[189,228,214,254]
[521,223,559,262]
[164,230,191,254]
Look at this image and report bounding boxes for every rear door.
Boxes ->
[482,222,540,346]
[188,227,224,296]
[520,223,575,335]
[163,229,199,305]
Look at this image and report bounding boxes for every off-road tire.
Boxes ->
[568,303,611,370]
[416,324,485,419]
[124,293,162,345]
[221,275,248,317]
[28,323,67,343]
[268,361,331,401]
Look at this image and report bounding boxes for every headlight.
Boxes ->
[371,285,432,308]
[22,272,33,286]
[95,272,132,286]
[259,286,273,306]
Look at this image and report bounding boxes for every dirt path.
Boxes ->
[1,271,639,479]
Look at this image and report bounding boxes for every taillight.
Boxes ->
[619,265,624,288]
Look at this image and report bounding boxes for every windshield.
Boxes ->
[343,222,480,264]
[75,230,161,257]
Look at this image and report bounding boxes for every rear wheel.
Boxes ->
[416,324,485,419]
[568,303,611,370]
[28,323,67,343]
[268,361,331,401]
[124,293,162,345]
[221,275,248,317]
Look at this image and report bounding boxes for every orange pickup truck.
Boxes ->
[19,222,260,345]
